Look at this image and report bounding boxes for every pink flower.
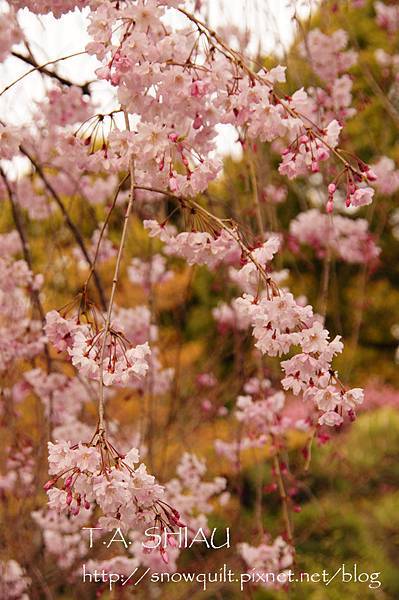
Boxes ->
[318,411,343,427]
[324,119,342,148]
[74,444,101,472]
[45,311,81,353]
[342,388,364,410]
[349,187,375,207]
[314,386,341,412]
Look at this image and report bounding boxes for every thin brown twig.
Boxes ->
[83,174,129,293]
[273,454,294,545]
[0,51,87,97]
[97,111,136,434]
[11,50,92,95]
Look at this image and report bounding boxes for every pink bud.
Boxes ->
[193,114,203,130]
[202,399,212,412]
[110,73,120,86]
[348,409,356,422]
[160,547,169,564]
[190,80,206,97]
[317,432,330,445]
[190,81,200,97]
[43,479,56,491]
[263,483,278,494]
[168,132,178,143]
[95,66,111,81]
[326,199,334,213]
[168,536,177,548]
[328,183,336,195]
[317,148,329,161]
[64,476,73,489]
[311,161,319,173]
[169,176,178,192]
[84,500,91,510]
[66,491,73,506]
[280,461,288,474]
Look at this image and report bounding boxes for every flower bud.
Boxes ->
[43,479,56,491]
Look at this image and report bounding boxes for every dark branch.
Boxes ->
[20,146,108,311]
[0,166,52,372]
[11,51,92,96]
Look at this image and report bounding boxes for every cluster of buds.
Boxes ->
[327,162,377,212]
[279,130,330,180]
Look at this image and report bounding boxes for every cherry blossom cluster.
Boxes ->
[39,448,226,571]
[22,367,92,425]
[144,219,242,268]
[0,440,35,495]
[44,299,173,399]
[32,507,92,570]
[79,0,372,197]
[45,440,166,523]
[297,26,380,211]
[302,29,357,83]
[37,85,92,129]
[372,156,399,196]
[0,560,31,599]
[234,291,364,427]
[238,535,294,590]
[375,47,399,81]
[10,0,90,18]
[0,7,21,62]
[326,169,375,212]
[45,308,151,386]
[148,213,363,427]
[215,377,309,463]
[300,29,357,124]
[4,0,378,225]
[289,208,380,264]
[375,1,399,33]
[0,239,44,374]
[262,183,287,205]
[128,254,173,290]
[137,452,227,569]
